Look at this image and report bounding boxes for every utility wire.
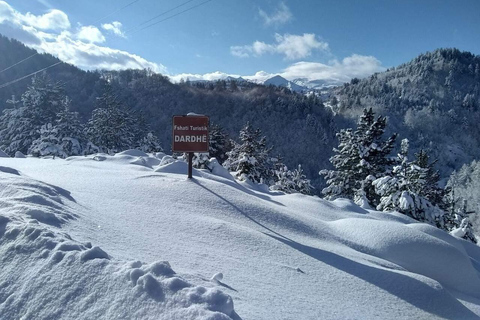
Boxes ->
[128,0,215,35]
[92,0,141,25]
[0,61,62,89]
[0,0,213,89]
[0,53,38,74]
[125,0,197,34]
[0,0,141,77]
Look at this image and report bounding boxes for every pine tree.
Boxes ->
[137,132,163,153]
[270,163,294,193]
[271,163,313,195]
[414,149,445,208]
[209,123,231,164]
[191,152,210,169]
[444,177,477,243]
[320,108,396,206]
[0,101,30,155]
[28,123,65,158]
[55,98,85,156]
[0,74,66,155]
[291,164,313,195]
[223,123,272,183]
[85,83,136,154]
[372,139,445,227]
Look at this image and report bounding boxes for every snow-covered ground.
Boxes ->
[1,151,480,320]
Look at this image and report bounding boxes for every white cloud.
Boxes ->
[279,54,385,82]
[22,9,70,30]
[102,21,125,38]
[231,33,328,60]
[77,25,105,43]
[0,1,166,73]
[230,45,250,58]
[258,2,292,26]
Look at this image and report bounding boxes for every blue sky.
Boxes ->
[1,0,479,82]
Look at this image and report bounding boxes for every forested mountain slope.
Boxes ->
[0,34,337,191]
[0,35,103,120]
[2,34,480,190]
[332,48,480,179]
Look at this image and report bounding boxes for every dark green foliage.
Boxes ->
[224,123,272,183]
[208,123,232,164]
[321,108,396,207]
[0,73,66,155]
[333,48,480,180]
[85,83,136,154]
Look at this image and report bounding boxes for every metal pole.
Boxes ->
[188,152,193,179]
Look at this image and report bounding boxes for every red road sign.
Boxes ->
[172,115,209,152]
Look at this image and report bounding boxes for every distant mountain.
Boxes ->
[331,48,480,177]
[263,75,306,92]
[292,78,344,90]
[224,76,246,82]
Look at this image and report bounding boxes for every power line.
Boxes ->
[0,53,38,74]
[125,0,197,34]
[0,61,62,90]
[128,0,215,35]
[93,0,141,25]
[0,0,141,77]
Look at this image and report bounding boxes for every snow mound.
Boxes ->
[0,149,8,157]
[331,198,369,214]
[0,171,77,226]
[0,171,236,320]
[329,218,480,297]
[154,160,198,176]
[117,149,149,157]
[130,156,161,168]
[14,151,26,158]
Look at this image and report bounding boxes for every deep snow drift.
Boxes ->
[1,151,480,320]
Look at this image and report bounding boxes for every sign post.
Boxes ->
[172,114,209,179]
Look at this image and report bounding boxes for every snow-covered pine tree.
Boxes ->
[223,122,272,183]
[55,98,85,156]
[28,123,65,158]
[444,175,477,243]
[414,149,445,208]
[320,108,396,206]
[191,153,210,169]
[85,83,136,154]
[271,163,313,195]
[209,123,231,164]
[0,96,29,155]
[270,163,294,193]
[372,139,445,227]
[320,127,356,199]
[137,132,163,153]
[0,74,66,155]
[130,111,163,153]
[291,164,314,195]
[448,199,477,243]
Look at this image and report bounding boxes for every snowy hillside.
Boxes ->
[263,75,306,92]
[1,152,480,319]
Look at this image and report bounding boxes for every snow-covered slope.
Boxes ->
[1,152,480,320]
[292,77,344,90]
[263,75,306,92]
